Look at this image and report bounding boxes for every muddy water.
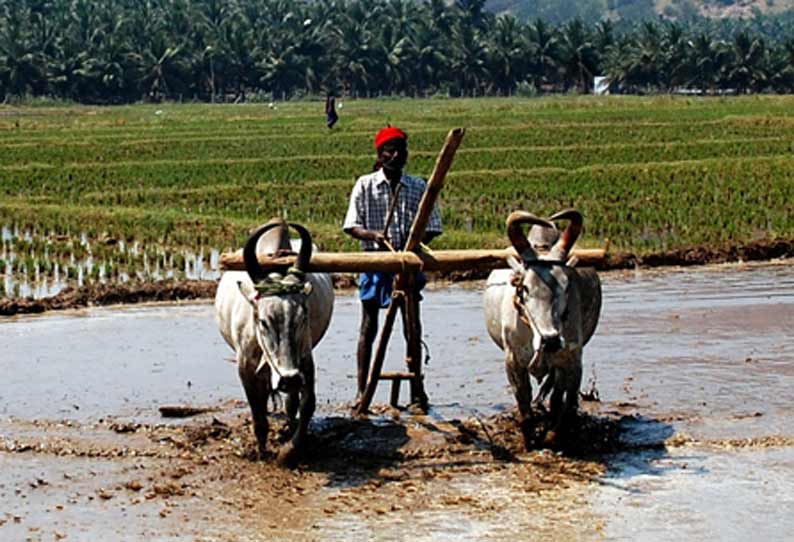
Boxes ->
[1,261,793,541]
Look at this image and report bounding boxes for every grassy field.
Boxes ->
[1,96,793,296]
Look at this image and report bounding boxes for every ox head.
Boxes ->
[237,221,314,393]
[506,209,583,355]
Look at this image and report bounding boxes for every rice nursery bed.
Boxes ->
[0,96,792,299]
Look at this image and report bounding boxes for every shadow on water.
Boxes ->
[595,413,683,492]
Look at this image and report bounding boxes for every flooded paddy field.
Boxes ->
[1,261,793,541]
[1,224,220,300]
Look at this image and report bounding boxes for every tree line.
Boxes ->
[1,0,793,103]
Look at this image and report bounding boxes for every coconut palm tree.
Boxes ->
[558,18,598,93]
[769,38,794,93]
[0,13,45,98]
[605,21,665,93]
[130,30,189,101]
[685,33,726,94]
[725,31,770,93]
[486,14,527,95]
[448,20,491,95]
[525,18,561,92]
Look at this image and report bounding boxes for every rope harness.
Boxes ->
[511,273,533,330]
[509,259,568,378]
[253,267,307,297]
[252,267,309,378]
[511,278,546,377]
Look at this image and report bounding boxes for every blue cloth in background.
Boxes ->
[326,109,338,128]
[359,272,426,308]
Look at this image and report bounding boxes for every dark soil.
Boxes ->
[2,238,791,316]
[444,238,794,281]
[0,280,219,316]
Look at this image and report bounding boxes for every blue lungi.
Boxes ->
[359,272,426,308]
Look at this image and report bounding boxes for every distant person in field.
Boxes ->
[325,95,338,129]
[343,126,442,407]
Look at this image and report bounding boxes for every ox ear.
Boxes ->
[303,281,313,296]
[237,281,259,307]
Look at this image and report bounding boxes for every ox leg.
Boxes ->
[285,389,299,420]
[563,362,583,428]
[549,368,564,421]
[534,372,555,411]
[505,351,534,450]
[544,368,565,448]
[278,356,316,468]
[284,390,300,439]
[238,361,271,459]
[546,363,582,448]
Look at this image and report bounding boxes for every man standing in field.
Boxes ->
[325,94,339,129]
[343,126,442,409]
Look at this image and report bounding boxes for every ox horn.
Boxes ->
[506,211,555,260]
[243,221,286,284]
[548,209,583,260]
[288,222,313,273]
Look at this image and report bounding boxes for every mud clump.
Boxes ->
[0,405,635,539]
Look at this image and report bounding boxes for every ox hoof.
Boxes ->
[519,418,536,451]
[276,444,301,468]
[543,430,559,449]
[252,445,270,462]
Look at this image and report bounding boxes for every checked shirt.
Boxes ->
[343,169,442,251]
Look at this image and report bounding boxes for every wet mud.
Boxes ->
[1,260,793,541]
[0,406,628,542]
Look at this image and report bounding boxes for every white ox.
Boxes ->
[215,220,334,466]
[484,210,601,449]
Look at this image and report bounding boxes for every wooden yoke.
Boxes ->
[355,128,466,417]
[220,247,607,273]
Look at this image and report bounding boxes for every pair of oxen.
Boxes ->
[215,211,601,467]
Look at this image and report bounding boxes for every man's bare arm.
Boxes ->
[345,226,388,249]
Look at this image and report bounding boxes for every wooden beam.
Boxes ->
[404,128,466,252]
[219,247,606,273]
[355,294,402,417]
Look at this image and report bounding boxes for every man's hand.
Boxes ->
[346,226,389,250]
[370,231,389,250]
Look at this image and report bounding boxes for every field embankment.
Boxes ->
[1,96,792,304]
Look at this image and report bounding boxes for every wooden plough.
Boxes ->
[220,128,606,416]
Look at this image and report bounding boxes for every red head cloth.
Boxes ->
[374,126,407,149]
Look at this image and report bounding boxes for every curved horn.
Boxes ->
[243,222,283,283]
[506,211,555,258]
[549,209,583,258]
[288,222,313,272]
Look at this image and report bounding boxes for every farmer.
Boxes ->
[343,126,442,408]
[325,94,338,129]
